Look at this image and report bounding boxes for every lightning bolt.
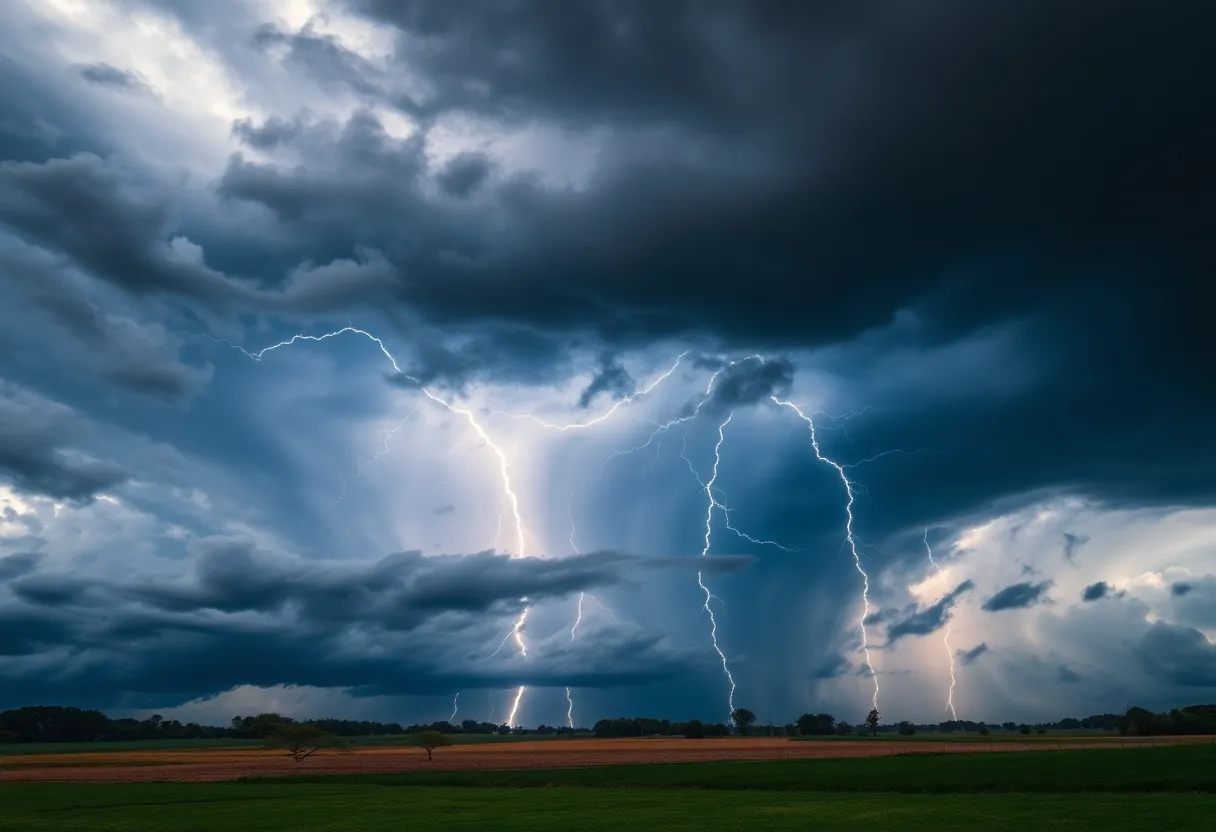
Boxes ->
[450,691,461,724]
[566,591,586,729]
[221,326,532,726]
[773,397,879,714]
[527,353,691,728]
[925,529,958,721]
[692,413,738,718]
[494,351,689,431]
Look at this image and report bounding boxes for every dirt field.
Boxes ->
[1,735,1208,783]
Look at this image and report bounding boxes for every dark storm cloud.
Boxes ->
[687,357,794,418]
[113,541,749,624]
[0,606,73,656]
[957,644,988,665]
[251,23,384,99]
[0,543,725,705]
[6,0,1207,531]
[1135,622,1216,687]
[0,552,42,581]
[231,115,304,151]
[251,0,1210,349]
[982,581,1053,612]
[436,153,494,199]
[75,64,154,96]
[0,382,128,501]
[1170,576,1216,630]
[1056,665,1082,684]
[883,579,974,646]
[808,651,851,680]
[0,153,248,305]
[201,0,1216,526]
[1082,582,1114,602]
[578,353,635,409]
[1061,532,1090,564]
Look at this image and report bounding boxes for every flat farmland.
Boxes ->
[1,735,1208,783]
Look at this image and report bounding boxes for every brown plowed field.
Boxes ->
[0,736,1206,783]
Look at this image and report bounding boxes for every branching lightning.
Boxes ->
[693,413,738,718]
[494,351,689,431]
[228,330,898,729]
[526,353,692,729]
[925,529,958,720]
[331,408,418,506]
[224,326,532,726]
[773,397,880,714]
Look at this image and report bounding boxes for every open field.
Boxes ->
[2,785,1211,831]
[1,747,1214,831]
[0,735,1209,783]
[0,731,585,756]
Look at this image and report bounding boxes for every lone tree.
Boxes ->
[413,729,453,761]
[265,724,348,764]
[682,719,705,739]
[865,708,881,736]
[730,708,757,736]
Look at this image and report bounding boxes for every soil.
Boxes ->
[0,736,1203,783]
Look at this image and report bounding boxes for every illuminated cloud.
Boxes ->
[0,0,1212,726]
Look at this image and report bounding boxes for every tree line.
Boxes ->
[0,707,411,744]
[2,702,1212,744]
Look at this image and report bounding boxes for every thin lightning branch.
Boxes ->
[925,530,958,721]
[693,413,738,718]
[494,351,689,430]
[773,397,880,714]
[224,327,532,726]
[678,426,801,554]
[331,408,418,506]
[539,356,692,729]
[588,594,617,621]
[841,448,931,470]
[450,691,461,724]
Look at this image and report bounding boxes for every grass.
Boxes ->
[0,784,1210,831]
[2,745,1212,830]
[258,744,1216,793]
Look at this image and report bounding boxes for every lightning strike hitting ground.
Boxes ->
[450,691,461,724]
[773,397,880,714]
[695,413,738,718]
[525,355,691,728]
[925,530,958,720]
[223,327,532,726]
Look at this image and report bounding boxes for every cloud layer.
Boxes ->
[0,0,1212,725]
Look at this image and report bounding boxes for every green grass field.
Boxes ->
[1,746,1212,830]
[262,743,1216,793]
[1,784,1209,831]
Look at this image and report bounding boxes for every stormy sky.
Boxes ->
[1,0,1214,728]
